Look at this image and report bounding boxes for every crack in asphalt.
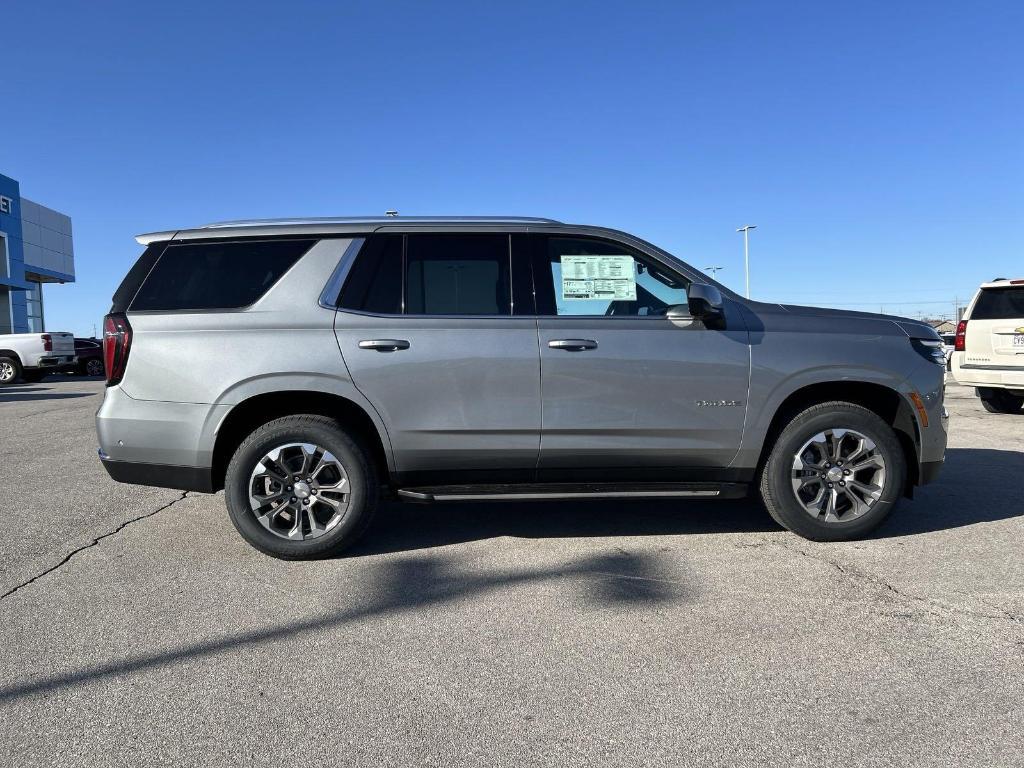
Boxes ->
[768,537,1024,632]
[0,493,188,603]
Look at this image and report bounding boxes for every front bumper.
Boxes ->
[903,359,948,486]
[919,459,944,486]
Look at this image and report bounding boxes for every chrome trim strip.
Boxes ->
[959,363,1024,371]
[398,489,720,501]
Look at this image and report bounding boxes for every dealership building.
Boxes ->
[0,172,76,333]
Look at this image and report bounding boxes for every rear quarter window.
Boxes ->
[971,287,1024,320]
[129,239,316,311]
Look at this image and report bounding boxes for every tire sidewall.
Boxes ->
[980,389,1024,414]
[765,405,906,541]
[224,419,376,558]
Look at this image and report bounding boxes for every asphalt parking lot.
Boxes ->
[0,377,1021,767]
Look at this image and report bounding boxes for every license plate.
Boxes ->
[1014,334,1024,347]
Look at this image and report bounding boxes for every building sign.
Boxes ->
[0,195,12,214]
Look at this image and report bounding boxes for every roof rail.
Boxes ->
[197,215,562,229]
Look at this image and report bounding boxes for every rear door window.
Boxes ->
[971,287,1024,320]
[405,234,511,315]
[129,239,315,311]
[338,233,528,316]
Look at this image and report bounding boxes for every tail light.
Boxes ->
[103,313,133,386]
[954,319,967,352]
[41,334,52,352]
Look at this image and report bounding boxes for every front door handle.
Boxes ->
[548,339,598,351]
[358,339,410,352]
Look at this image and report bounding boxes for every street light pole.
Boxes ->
[736,225,757,298]
[704,266,724,279]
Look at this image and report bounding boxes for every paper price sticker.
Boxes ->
[560,255,637,301]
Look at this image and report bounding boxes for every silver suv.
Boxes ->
[97,216,948,558]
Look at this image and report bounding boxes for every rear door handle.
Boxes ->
[358,339,410,352]
[548,339,598,351]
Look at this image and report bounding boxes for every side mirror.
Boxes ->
[686,283,724,327]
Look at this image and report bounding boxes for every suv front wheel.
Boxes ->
[759,402,906,541]
[224,415,378,559]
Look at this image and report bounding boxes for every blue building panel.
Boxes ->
[0,172,75,333]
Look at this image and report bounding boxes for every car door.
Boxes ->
[333,232,541,482]
[531,234,750,480]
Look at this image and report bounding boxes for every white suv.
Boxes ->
[951,278,1024,413]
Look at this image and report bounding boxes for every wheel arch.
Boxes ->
[210,390,393,492]
[0,349,23,363]
[757,380,921,495]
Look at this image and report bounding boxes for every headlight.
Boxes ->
[910,338,946,365]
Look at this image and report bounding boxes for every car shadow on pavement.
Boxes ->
[350,497,780,557]
[0,385,94,403]
[353,447,1022,556]
[0,549,687,704]
[874,447,1024,537]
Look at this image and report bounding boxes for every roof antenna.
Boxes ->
[385,210,399,217]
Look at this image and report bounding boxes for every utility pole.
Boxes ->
[735,225,757,298]
[704,266,724,279]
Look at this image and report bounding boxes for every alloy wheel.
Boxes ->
[790,429,887,523]
[248,442,350,540]
[86,359,104,377]
[0,361,15,383]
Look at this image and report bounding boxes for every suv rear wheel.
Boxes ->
[978,388,1024,414]
[759,402,906,541]
[224,415,378,559]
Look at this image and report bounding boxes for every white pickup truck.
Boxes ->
[0,332,77,384]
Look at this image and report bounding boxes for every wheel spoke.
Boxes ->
[252,487,286,504]
[255,458,289,485]
[297,444,319,476]
[847,480,883,500]
[849,454,884,473]
[822,488,840,521]
[310,450,342,482]
[319,476,348,492]
[287,504,305,540]
[843,436,867,464]
[828,429,852,461]
[256,502,287,526]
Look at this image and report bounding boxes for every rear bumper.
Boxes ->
[99,451,213,492]
[953,362,1024,390]
[28,355,76,369]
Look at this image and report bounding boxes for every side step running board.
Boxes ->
[396,482,748,503]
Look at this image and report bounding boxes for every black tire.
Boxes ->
[0,356,21,385]
[979,388,1024,414]
[759,401,906,541]
[224,414,378,559]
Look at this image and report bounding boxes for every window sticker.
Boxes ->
[560,255,637,301]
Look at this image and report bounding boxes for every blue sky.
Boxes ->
[3,0,1021,335]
